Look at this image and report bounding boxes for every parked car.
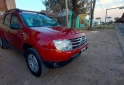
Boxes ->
[0,9,88,77]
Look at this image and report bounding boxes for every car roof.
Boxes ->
[6,9,46,15]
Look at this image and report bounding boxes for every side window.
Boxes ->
[0,19,3,24]
[0,16,3,23]
[3,14,11,26]
[1,15,4,24]
[10,14,20,26]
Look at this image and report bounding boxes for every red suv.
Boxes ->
[0,9,88,77]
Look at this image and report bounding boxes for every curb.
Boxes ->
[115,27,124,56]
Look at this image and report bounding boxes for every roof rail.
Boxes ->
[21,10,40,13]
[7,8,22,12]
[21,10,46,15]
[6,9,46,15]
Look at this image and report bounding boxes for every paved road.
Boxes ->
[115,24,124,55]
[115,24,124,35]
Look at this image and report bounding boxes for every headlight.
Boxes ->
[53,39,72,51]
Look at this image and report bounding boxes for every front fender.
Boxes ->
[25,31,55,58]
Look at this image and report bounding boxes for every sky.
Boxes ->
[15,0,46,11]
[15,0,124,22]
[95,0,124,22]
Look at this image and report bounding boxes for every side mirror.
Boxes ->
[10,24,22,29]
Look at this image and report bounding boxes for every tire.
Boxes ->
[0,37,8,49]
[25,48,48,77]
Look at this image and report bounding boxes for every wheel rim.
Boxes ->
[0,38,2,47]
[28,54,39,73]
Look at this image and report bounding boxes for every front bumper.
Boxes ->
[44,46,88,68]
[40,42,88,62]
[40,43,88,68]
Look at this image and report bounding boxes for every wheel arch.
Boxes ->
[23,43,33,52]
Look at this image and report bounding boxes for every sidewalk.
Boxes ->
[115,26,124,56]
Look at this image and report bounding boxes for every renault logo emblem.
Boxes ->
[80,38,83,44]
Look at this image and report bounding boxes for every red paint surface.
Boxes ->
[0,11,88,62]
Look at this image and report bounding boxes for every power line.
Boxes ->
[97,0,105,14]
[17,0,35,11]
[30,6,35,11]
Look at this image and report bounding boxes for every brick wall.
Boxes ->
[0,0,16,12]
[5,0,16,10]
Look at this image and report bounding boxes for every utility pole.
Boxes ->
[105,6,124,26]
[45,0,47,14]
[105,9,107,26]
[88,0,96,30]
[65,0,69,28]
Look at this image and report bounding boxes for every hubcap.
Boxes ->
[0,38,2,47]
[28,54,39,73]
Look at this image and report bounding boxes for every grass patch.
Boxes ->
[76,25,115,31]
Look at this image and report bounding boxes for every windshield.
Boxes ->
[21,12,60,27]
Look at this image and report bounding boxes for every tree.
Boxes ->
[88,0,96,30]
[43,0,73,13]
[72,0,79,27]
[109,20,113,24]
[101,21,105,25]
[114,17,120,23]
[43,0,90,28]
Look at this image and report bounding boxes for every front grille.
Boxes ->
[70,36,86,49]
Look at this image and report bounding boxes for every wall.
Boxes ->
[0,0,16,12]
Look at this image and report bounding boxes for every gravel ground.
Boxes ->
[0,29,124,85]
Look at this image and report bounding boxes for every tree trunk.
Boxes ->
[88,0,92,30]
[72,0,79,28]
[88,0,96,30]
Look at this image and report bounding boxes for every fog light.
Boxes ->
[54,63,59,68]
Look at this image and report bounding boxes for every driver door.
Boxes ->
[8,14,23,51]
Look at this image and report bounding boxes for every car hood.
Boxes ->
[30,26,85,39]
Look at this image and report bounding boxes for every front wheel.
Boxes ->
[25,48,48,77]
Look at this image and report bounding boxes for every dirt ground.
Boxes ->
[0,29,124,85]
